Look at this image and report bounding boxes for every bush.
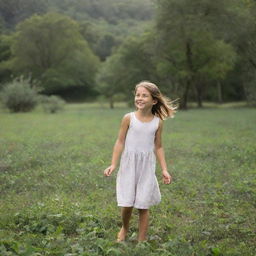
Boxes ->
[0,77,39,112]
[39,95,65,113]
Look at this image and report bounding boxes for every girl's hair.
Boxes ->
[134,81,178,120]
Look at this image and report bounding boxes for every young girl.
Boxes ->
[104,81,177,242]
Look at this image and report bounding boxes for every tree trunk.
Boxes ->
[195,84,203,108]
[109,96,114,109]
[180,81,190,109]
[183,40,194,109]
[217,81,223,103]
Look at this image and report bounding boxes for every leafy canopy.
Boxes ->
[10,12,100,93]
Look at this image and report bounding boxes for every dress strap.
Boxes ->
[129,112,135,126]
[155,115,160,129]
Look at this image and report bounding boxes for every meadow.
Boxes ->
[0,104,255,256]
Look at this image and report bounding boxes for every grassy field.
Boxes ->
[0,104,255,256]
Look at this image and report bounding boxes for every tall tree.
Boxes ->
[233,0,256,105]
[8,13,99,94]
[96,33,158,107]
[155,0,237,108]
[0,34,12,86]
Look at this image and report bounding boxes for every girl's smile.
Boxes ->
[135,86,156,110]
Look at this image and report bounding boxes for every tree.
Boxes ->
[231,0,256,106]
[0,34,12,86]
[155,0,237,108]
[9,13,99,94]
[79,21,120,61]
[96,54,124,108]
[96,33,158,107]
[0,0,155,63]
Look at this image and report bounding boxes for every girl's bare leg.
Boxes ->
[138,209,149,242]
[117,207,133,242]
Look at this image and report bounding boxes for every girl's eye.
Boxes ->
[135,94,149,97]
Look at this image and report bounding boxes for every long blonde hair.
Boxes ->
[134,81,178,120]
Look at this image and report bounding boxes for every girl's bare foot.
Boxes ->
[116,227,127,242]
[138,237,147,242]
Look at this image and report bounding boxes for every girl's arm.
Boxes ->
[104,114,130,176]
[155,120,172,184]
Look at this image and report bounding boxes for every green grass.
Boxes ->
[0,105,255,255]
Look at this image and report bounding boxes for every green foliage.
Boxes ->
[0,76,39,112]
[39,95,66,113]
[155,0,238,108]
[242,70,256,107]
[95,54,124,108]
[10,12,100,94]
[0,105,255,255]
[0,0,47,28]
[48,0,154,23]
[1,0,154,61]
[0,34,12,85]
[229,1,256,106]
[0,0,154,30]
[1,0,256,106]
[96,33,158,107]
[0,35,11,62]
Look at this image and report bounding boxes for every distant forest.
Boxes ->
[0,0,256,108]
[0,0,154,60]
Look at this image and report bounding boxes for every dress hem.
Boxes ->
[117,201,161,210]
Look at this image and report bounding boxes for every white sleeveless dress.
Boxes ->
[116,112,161,209]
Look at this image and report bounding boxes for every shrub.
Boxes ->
[39,95,65,113]
[0,77,39,112]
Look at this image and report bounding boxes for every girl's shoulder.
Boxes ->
[123,112,133,119]
[122,112,133,125]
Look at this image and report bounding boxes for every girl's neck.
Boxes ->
[135,109,153,117]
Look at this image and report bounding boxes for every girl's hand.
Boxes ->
[104,165,116,177]
[162,170,172,184]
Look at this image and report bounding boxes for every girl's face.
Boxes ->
[134,86,157,111]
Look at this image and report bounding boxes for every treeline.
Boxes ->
[0,0,154,61]
[0,0,154,27]
[0,0,256,108]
